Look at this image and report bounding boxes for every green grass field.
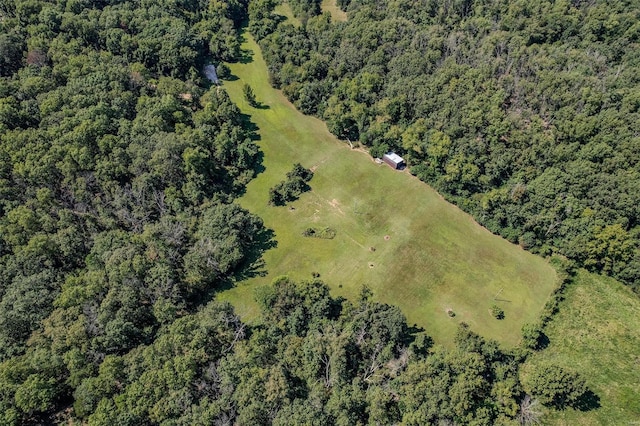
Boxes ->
[321,0,348,22]
[216,33,558,347]
[521,270,640,425]
[273,2,300,27]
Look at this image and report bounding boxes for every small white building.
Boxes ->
[382,152,405,169]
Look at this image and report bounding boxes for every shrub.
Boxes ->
[521,322,544,350]
[243,83,257,106]
[287,163,314,182]
[318,227,336,239]
[526,364,588,409]
[268,164,314,206]
[490,304,505,320]
[302,227,336,239]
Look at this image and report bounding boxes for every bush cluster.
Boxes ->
[490,305,505,320]
[269,163,314,206]
[302,227,337,239]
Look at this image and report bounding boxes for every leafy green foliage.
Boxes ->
[288,0,322,23]
[268,163,314,205]
[216,63,231,80]
[243,83,258,106]
[521,322,544,351]
[216,32,559,347]
[0,0,271,423]
[523,271,640,423]
[302,226,336,239]
[491,304,505,320]
[0,0,613,424]
[525,364,588,409]
[250,0,640,290]
[184,204,265,289]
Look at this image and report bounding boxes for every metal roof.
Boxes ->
[383,152,404,164]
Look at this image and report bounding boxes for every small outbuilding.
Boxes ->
[382,152,405,170]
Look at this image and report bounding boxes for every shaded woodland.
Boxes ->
[0,0,604,424]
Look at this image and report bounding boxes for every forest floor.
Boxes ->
[521,270,640,424]
[216,32,558,347]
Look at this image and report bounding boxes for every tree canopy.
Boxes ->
[0,0,605,423]
[250,0,640,291]
[0,0,269,422]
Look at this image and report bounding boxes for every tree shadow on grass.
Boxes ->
[233,31,255,64]
[403,324,432,358]
[252,150,266,176]
[574,390,601,411]
[239,48,254,64]
[536,332,550,350]
[239,112,260,139]
[233,227,278,282]
[408,324,426,334]
[199,228,278,304]
[232,112,266,198]
[223,73,239,82]
[238,112,265,176]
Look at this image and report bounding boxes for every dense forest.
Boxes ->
[250,0,640,290]
[0,0,610,424]
[0,0,264,422]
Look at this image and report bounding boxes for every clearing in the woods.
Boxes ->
[321,0,348,21]
[217,32,558,346]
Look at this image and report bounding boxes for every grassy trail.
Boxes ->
[217,32,557,346]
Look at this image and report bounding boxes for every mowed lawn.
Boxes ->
[521,270,640,424]
[217,33,557,346]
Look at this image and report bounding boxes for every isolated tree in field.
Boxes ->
[287,163,314,182]
[243,83,257,106]
[491,304,505,320]
[268,164,313,205]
